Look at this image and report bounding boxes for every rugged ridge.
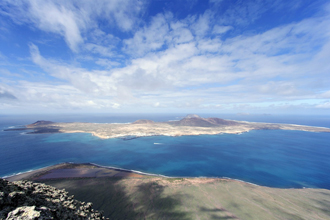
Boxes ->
[0,178,106,220]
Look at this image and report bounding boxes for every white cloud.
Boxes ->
[1,1,330,113]
[0,80,122,112]
[85,43,115,57]
[191,11,211,37]
[169,21,194,44]
[1,0,145,52]
[15,0,85,52]
[124,13,170,56]
[316,102,330,109]
[197,38,222,52]
[212,25,233,34]
[27,5,330,110]
[0,86,17,100]
[29,44,101,94]
[95,59,121,69]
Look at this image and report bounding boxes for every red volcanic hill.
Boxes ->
[132,119,155,124]
[170,115,240,127]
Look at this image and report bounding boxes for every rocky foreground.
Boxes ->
[0,178,106,220]
[4,163,330,219]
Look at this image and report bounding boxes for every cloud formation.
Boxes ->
[0,0,329,114]
[0,87,17,100]
[0,0,144,52]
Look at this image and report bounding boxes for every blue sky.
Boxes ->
[0,0,330,115]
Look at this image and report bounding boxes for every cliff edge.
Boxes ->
[0,178,106,220]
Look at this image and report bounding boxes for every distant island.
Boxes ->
[5,114,330,139]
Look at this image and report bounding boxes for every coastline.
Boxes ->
[4,162,167,182]
[34,126,327,140]
[4,115,330,140]
[12,118,330,140]
[3,162,318,189]
[36,169,330,220]
[60,129,249,139]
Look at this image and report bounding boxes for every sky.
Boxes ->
[0,0,330,115]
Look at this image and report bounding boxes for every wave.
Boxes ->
[3,162,258,186]
[2,168,40,179]
[88,162,169,177]
[221,177,260,187]
[2,162,312,189]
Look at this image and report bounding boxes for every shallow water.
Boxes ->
[1,114,330,189]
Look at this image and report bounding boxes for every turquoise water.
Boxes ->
[1,114,330,189]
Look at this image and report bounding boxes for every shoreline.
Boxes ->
[3,162,167,181]
[4,115,330,140]
[23,163,330,220]
[60,129,250,139]
[3,162,320,190]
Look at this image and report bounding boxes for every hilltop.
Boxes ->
[0,178,106,219]
[169,114,240,127]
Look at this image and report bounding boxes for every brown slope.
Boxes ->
[206,117,241,126]
[26,120,54,128]
[132,119,155,124]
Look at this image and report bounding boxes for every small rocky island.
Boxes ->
[5,114,330,139]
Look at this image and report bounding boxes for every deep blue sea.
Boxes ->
[1,113,330,189]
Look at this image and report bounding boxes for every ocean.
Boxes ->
[1,113,330,189]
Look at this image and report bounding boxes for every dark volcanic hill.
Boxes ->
[27,120,54,128]
[0,178,106,219]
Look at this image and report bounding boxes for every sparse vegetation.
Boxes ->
[39,177,330,220]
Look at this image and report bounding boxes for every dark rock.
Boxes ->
[26,121,54,128]
[0,178,107,220]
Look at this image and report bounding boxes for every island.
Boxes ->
[5,114,330,139]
